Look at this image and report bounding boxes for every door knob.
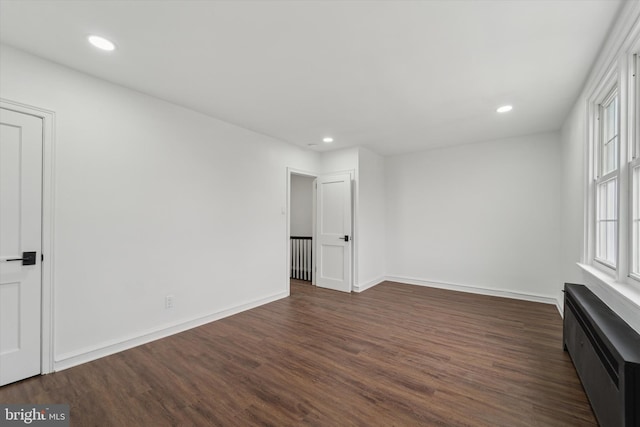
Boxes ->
[338,235,350,242]
[4,251,37,266]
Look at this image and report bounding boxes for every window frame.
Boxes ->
[598,87,620,178]
[631,161,640,280]
[595,174,618,269]
[591,83,621,273]
[629,53,640,281]
[587,46,640,287]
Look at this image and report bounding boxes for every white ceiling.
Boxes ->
[0,0,624,155]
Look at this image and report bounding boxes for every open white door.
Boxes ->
[316,173,352,292]
[0,108,43,386]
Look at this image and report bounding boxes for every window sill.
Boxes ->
[577,263,640,309]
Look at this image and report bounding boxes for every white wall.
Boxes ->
[0,45,320,368]
[356,147,386,291]
[560,100,587,289]
[385,133,562,302]
[320,147,359,174]
[290,174,314,236]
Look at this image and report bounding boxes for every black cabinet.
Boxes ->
[563,283,640,427]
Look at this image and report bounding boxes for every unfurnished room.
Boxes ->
[1,1,639,426]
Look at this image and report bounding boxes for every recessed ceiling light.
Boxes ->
[496,105,513,113]
[322,137,334,143]
[88,35,116,51]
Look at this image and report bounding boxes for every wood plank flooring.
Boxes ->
[0,281,596,426]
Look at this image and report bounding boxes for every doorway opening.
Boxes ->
[287,168,354,295]
[289,172,316,291]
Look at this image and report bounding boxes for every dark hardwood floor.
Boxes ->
[1,281,596,426]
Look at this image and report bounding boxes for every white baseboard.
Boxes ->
[556,297,564,318]
[385,275,560,307]
[54,291,289,371]
[353,276,385,293]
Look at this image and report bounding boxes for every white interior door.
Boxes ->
[0,108,43,386]
[316,173,352,292]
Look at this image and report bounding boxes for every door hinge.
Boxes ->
[41,253,44,262]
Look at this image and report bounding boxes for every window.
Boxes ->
[583,22,640,299]
[594,88,619,269]
[587,51,640,287]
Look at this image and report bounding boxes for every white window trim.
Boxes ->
[630,52,640,281]
[625,50,640,284]
[630,139,640,281]
[578,263,640,312]
[586,48,638,287]
[587,67,620,277]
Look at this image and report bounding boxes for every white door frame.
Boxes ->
[1,98,55,375]
[286,167,355,294]
[286,167,318,294]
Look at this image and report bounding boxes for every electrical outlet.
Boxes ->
[165,295,174,309]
